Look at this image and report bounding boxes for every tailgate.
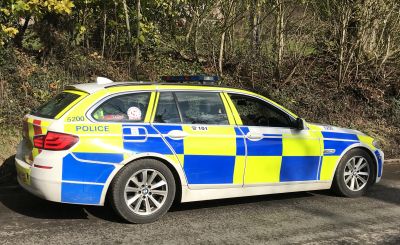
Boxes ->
[20,90,87,164]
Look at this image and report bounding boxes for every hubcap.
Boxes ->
[124,169,168,216]
[344,156,370,191]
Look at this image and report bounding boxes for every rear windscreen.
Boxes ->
[31,92,81,119]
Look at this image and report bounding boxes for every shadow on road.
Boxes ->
[1,183,398,223]
[0,185,317,223]
[0,155,17,187]
[0,187,126,223]
[170,191,314,212]
[1,161,398,223]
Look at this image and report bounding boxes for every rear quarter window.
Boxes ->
[92,92,151,122]
[31,91,86,119]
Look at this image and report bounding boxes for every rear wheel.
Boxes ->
[110,159,176,223]
[332,148,375,197]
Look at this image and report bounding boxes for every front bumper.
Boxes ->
[375,148,384,183]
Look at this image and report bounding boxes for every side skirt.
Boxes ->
[181,181,332,203]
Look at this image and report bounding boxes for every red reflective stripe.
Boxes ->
[33,119,42,135]
[33,164,53,169]
[33,120,42,153]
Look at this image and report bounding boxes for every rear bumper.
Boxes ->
[15,157,62,203]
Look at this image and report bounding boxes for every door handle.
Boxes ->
[246,133,263,141]
[167,130,188,140]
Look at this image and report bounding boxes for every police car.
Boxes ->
[15,75,384,223]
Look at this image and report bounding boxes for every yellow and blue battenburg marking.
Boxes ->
[319,131,360,180]
[241,126,322,183]
[61,124,178,204]
[60,121,382,204]
[153,124,239,184]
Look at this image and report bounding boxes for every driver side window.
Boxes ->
[229,93,292,127]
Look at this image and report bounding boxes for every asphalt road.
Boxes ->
[0,164,399,245]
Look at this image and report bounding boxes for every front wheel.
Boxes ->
[110,159,176,223]
[332,148,376,197]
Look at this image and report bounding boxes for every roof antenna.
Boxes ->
[96,77,114,85]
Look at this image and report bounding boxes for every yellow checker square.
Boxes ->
[320,156,339,180]
[357,135,376,150]
[308,129,323,139]
[165,154,184,166]
[282,136,321,156]
[182,126,236,156]
[32,148,40,158]
[233,156,246,184]
[307,123,321,131]
[244,156,282,183]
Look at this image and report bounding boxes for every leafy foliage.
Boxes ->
[0,0,399,158]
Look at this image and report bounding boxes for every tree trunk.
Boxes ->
[337,5,351,87]
[219,31,226,75]
[134,0,141,72]
[193,10,200,59]
[122,0,132,45]
[101,11,107,57]
[249,0,260,54]
[274,0,284,82]
[14,15,31,47]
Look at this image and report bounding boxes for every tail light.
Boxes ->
[33,132,79,151]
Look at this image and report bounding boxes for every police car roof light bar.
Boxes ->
[160,75,218,84]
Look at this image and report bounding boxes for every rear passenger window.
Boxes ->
[154,92,181,123]
[92,92,150,122]
[175,92,229,125]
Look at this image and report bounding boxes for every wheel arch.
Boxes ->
[331,143,379,183]
[99,153,186,206]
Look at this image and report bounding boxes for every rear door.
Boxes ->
[152,91,246,188]
[21,90,87,164]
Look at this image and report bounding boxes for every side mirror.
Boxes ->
[295,118,306,130]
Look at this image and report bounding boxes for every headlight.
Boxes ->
[372,140,381,149]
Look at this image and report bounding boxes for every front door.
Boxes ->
[226,93,322,185]
[152,91,245,188]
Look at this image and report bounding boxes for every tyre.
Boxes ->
[110,159,176,223]
[332,148,375,197]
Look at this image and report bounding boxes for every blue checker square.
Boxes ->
[323,140,355,156]
[236,137,246,156]
[153,125,183,134]
[61,182,104,204]
[123,137,172,155]
[321,131,359,141]
[246,137,282,156]
[280,156,320,181]
[63,154,116,183]
[184,155,235,184]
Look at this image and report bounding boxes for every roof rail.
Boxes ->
[160,75,218,84]
[104,81,155,89]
